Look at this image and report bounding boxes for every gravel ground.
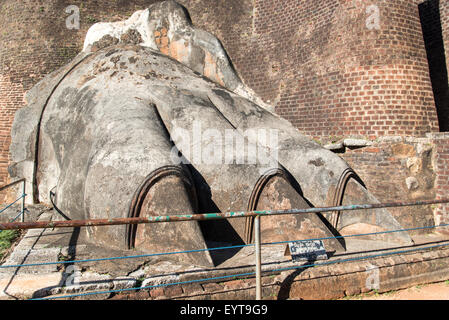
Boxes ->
[341,281,449,300]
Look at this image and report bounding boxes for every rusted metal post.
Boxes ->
[21,180,25,223]
[255,214,262,300]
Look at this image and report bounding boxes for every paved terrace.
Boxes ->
[0,206,448,300]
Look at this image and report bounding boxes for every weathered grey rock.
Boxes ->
[406,157,422,175]
[128,268,146,279]
[8,1,413,268]
[142,274,179,288]
[416,142,433,155]
[324,142,344,151]
[376,136,404,144]
[343,138,371,148]
[61,272,112,294]
[112,277,137,290]
[406,177,419,190]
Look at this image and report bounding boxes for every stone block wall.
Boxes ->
[340,137,436,232]
[429,132,449,233]
[330,133,449,234]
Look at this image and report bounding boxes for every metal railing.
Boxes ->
[0,179,26,223]
[1,198,448,230]
[0,196,448,300]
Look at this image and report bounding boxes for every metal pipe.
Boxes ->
[0,178,25,193]
[254,215,262,300]
[21,180,25,223]
[0,179,27,221]
[0,195,25,215]
[0,198,449,231]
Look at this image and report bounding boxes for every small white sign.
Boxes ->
[286,240,328,262]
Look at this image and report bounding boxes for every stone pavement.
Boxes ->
[1,206,449,300]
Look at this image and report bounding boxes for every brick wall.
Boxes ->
[0,75,25,182]
[248,0,439,140]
